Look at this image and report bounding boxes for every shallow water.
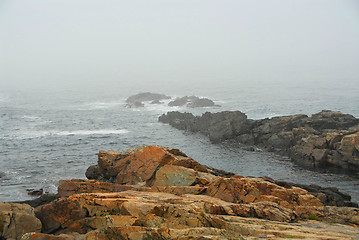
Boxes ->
[1,82,358,202]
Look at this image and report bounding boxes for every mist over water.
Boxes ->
[1,84,359,202]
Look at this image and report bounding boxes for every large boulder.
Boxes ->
[0,202,42,240]
[86,146,212,186]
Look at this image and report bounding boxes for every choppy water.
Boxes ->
[1,81,359,202]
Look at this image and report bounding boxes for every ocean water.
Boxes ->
[1,81,359,203]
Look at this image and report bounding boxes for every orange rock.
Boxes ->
[206,177,323,208]
[21,232,77,240]
[88,146,213,186]
[58,179,134,198]
[0,202,42,240]
[151,165,198,187]
[35,196,88,233]
[98,150,125,178]
[114,146,172,185]
[33,190,359,238]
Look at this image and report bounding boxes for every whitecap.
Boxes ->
[78,100,125,110]
[140,99,183,112]
[16,129,129,139]
[21,115,42,120]
[54,129,129,136]
[0,93,10,102]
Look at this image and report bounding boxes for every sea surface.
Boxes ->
[1,81,359,203]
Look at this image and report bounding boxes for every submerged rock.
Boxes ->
[26,188,43,196]
[159,110,359,173]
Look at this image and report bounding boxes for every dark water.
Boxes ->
[1,82,359,202]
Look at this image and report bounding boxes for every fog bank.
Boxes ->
[1,0,358,94]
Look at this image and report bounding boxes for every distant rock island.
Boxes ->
[125,92,171,108]
[4,145,358,239]
[125,92,220,108]
[168,96,219,108]
[159,110,359,173]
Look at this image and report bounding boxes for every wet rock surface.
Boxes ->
[159,110,359,173]
[2,145,359,239]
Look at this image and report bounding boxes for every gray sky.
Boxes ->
[0,0,358,92]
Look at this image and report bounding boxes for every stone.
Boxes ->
[86,146,215,186]
[20,233,77,240]
[339,132,359,160]
[33,190,359,239]
[206,177,323,208]
[114,145,173,185]
[97,150,126,179]
[0,202,42,240]
[151,165,198,187]
[58,179,135,198]
[85,165,101,180]
[8,145,359,239]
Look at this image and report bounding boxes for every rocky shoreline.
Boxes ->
[159,110,359,173]
[1,145,359,239]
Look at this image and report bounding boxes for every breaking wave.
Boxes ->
[17,129,129,139]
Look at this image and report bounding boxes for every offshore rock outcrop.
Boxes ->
[168,96,220,108]
[159,110,359,173]
[125,92,220,108]
[125,92,171,108]
[2,146,359,239]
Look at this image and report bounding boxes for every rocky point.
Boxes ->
[159,110,359,173]
[1,145,359,239]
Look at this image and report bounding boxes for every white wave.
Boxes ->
[17,129,129,139]
[79,100,125,110]
[21,115,42,120]
[140,99,183,112]
[0,96,10,103]
[55,129,129,136]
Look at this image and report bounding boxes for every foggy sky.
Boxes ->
[0,0,358,93]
